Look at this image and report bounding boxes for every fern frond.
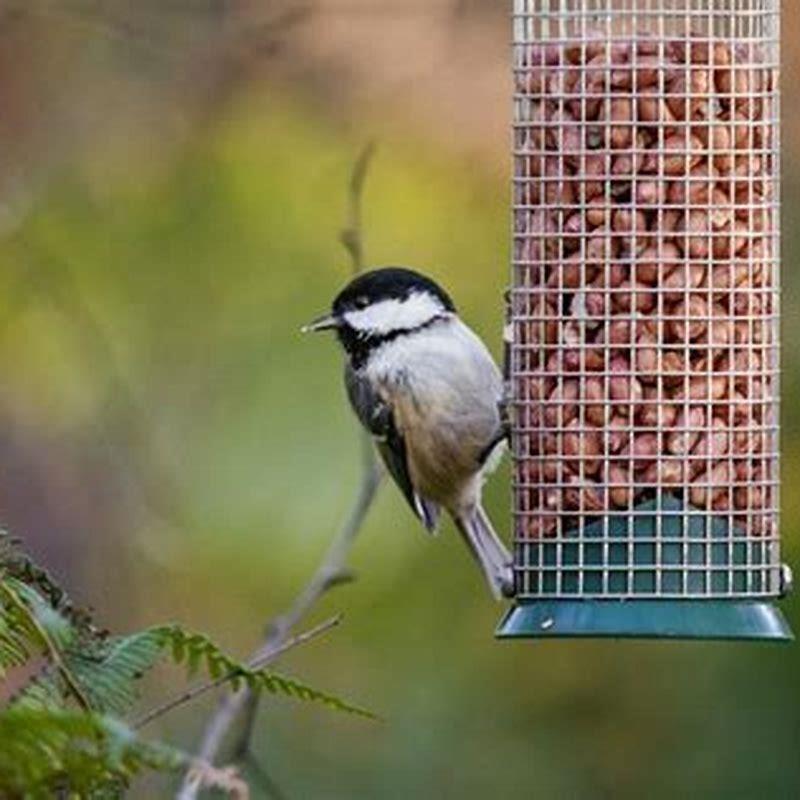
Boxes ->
[248,670,376,718]
[69,629,167,716]
[150,625,377,720]
[0,575,91,709]
[10,615,375,722]
[0,596,36,677]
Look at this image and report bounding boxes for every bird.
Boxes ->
[303,266,514,599]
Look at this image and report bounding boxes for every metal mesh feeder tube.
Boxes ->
[497,0,792,640]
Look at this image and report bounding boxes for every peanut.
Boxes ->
[700,309,735,352]
[638,89,677,123]
[659,460,686,485]
[692,417,730,461]
[626,433,659,473]
[612,281,656,314]
[609,355,644,413]
[690,461,731,508]
[611,151,643,177]
[668,295,709,342]
[666,72,703,120]
[673,375,730,403]
[546,253,593,289]
[666,406,706,456]
[579,152,610,201]
[607,463,633,508]
[601,97,635,149]
[584,377,608,426]
[634,179,667,207]
[606,415,631,454]
[638,389,677,428]
[710,188,734,230]
[635,327,658,376]
[544,380,579,427]
[586,227,618,263]
[543,156,576,205]
[545,68,580,100]
[586,196,609,227]
[662,262,706,302]
[563,478,605,513]
[660,350,688,388]
[663,134,704,174]
[634,242,681,286]
[563,419,602,476]
[667,162,719,205]
[523,515,559,539]
[712,219,749,259]
[678,210,711,259]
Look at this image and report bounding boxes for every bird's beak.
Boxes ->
[301,313,340,333]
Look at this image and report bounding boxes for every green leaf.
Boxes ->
[0,707,184,796]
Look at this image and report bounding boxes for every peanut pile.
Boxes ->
[513,35,778,538]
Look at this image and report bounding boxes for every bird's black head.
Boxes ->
[304,267,456,366]
[333,267,455,319]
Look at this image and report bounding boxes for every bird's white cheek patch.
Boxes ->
[344,293,443,335]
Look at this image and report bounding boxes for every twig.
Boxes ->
[175,144,380,799]
[340,140,376,275]
[132,615,341,731]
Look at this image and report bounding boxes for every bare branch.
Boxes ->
[175,144,381,799]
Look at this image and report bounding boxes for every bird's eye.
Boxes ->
[353,296,370,309]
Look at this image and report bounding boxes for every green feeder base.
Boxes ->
[496,600,794,641]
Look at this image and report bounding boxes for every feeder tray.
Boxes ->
[497,494,792,639]
[500,0,792,641]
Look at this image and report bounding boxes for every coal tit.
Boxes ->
[304,267,513,599]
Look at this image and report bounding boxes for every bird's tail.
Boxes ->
[453,503,514,601]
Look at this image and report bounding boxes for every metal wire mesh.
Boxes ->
[511,0,781,599]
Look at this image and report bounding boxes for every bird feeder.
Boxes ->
[497,0,793,640]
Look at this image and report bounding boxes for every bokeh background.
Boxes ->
[2,1,800,797]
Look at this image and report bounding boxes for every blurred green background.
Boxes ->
[2,1,800,797]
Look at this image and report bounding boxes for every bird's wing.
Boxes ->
[344,365,440,533]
